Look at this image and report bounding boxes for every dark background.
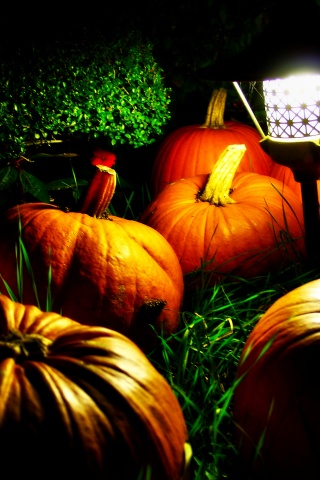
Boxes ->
[1,0,320,125]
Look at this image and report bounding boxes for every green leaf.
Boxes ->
[19,171,51,202]
[46,178,88,190]
[0,166,18,190]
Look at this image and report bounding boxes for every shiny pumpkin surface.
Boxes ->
[150,121,274,197]
[0,294,189,480]
[233,278,320,480]
[0,203,184,352]
[141,172,305,284]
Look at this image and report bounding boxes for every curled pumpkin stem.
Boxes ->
[201,88,228,129]
[80,165,117,218]
[200,144,246,206]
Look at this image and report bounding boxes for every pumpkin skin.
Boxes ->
[233,278,320,480]
[0,203,184,353]
[141,172,306,285]
[270,161,320,202]
[150,89,274,197]
[0,294,189,480]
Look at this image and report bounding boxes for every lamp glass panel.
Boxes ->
[263,74,320,141]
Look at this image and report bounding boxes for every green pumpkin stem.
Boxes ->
[200,144,246,206]
[80,165,116,218]
[201,88,228,129]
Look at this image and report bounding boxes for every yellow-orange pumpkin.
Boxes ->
[233,278,320,480]
[0,156,184,353]
[142,145,305,287]
[150,88,274,197]
[0,294,190,480]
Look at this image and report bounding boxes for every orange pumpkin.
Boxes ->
[142,145,306,286]
[270,161,320,202]
[0,155,184,353]
[0,293,190,480]
[150,88,274,197]
[233,278,320,480]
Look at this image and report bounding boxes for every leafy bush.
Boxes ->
[0,30,171,163]
[0,30,171,209]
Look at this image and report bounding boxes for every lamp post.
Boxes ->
[233,75,320,266]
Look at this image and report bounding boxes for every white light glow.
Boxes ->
[263,74,320,141]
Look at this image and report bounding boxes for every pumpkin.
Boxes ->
[0,153,184,353]
[141,145,306,287]
[270,161,320,202]
[233,278,320,480]
[150,88,274,197]
[0,293,190,480]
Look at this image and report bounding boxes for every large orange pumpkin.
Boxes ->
[142,145,306,286]
[0,293,190,480]
[0,155,184,353]
[233,278,320,480]
[150,88,274,197]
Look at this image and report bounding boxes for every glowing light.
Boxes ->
[263,74,320,141]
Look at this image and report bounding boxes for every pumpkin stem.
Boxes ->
[199,144,246,206]
[0,330,51,362]
[201,88,228,129]
[79,165,116,218]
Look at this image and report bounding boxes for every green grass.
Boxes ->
[118,180,317,479]
[1,178,318,480]
[147,263,318,479]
